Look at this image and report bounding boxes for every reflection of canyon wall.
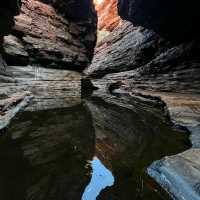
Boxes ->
[0,104,95,200]
[85,94,190,199]
[1,0,97,70]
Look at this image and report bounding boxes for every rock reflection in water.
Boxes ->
[85,94,190,200]
[0,104,95,200]
[0,94,190,200]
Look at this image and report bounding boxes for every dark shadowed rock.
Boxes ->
[0,0,21,37]
[118,0,200,40]
[0,104,95,200]
[0,0,21,81]
[94,0,122,31]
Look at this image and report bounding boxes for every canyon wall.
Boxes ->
[1,0,97,71]
[0,0,21,82]
[95,0,121,31]
[85,0,200,94]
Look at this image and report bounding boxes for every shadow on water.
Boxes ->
[0,94,190,200]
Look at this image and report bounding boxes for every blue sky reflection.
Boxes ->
[82,157,114,200]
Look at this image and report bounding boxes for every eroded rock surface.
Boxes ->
[148,149,200,200]
[2,0,97,70]
[84,21,200,94]
[1,66,82,111]
[95,0,121,31]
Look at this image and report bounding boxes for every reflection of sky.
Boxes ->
[82,157,114,200]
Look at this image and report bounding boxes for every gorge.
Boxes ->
[0,0,200,200]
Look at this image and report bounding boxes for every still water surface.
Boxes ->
[0,95,190,200]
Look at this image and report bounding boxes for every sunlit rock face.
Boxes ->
[94,0,121,31]
[2,0,97,70]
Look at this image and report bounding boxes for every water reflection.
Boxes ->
[82,157,114,200]
[0,94,190,200]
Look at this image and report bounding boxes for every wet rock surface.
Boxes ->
[0,93,190,200]
[0,0,21,37]
[2,66,82,111]
[148,149,200,200]
[0,0,199,199]
[0,65,82,128]
[126,90,200,200]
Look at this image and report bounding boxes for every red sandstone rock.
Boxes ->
[94,0,121,31]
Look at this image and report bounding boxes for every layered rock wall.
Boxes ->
[85,0,200,94]
[1,0,97,71]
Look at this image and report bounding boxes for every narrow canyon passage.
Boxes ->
[0,0,200,200]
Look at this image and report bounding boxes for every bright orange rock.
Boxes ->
[94,0,122,31]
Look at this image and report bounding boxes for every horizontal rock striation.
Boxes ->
[2,0,97,70]
[85,22,200,94]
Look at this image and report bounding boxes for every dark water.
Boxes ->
[0,95,190,200]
